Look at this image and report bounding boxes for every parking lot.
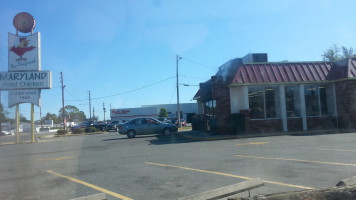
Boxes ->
[0,131,355,200]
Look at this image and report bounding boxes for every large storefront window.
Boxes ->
[305,85,329,116]
[285,86,300,117]
[248,86,280,119]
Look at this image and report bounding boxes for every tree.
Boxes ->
[42,112,60,124]
[59,105,87,122]
[20,114,30,122]
[0,103,9,132]
[0,103,8,122]
[159,108,168,117]
[322,44,356,61]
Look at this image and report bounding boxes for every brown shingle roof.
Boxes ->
[230,59,356,85]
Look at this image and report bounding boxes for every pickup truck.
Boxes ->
[105,121,121,132]
[80,121,108,131]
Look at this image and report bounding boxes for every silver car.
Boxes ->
[119,117,178,138]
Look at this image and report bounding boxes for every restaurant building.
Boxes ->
[194,53,356,134]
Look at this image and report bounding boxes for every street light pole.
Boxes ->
[61,72,66,131]
[103,102,106,122]
[176,55,182,128]
[89,90,91,121]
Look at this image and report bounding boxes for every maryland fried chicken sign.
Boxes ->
[8,32,41,71]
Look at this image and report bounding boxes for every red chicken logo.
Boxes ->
[10,37,35,61]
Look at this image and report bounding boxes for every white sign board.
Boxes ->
[0,71,52,90]
[44,120,53,126]
[8,32,41,71]
[110,107,158,120]
[8,89,41,107]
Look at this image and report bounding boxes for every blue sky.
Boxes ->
[1,0,356,121]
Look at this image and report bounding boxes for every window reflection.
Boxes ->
[248,86,280,119]
[285,86,300,117]
[248,87,264,119]
[305,85,329,116]
[204,100,216,117]
[265,86,280,118]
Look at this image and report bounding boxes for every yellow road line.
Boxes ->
[38,157,73,161]
[47,170,133,200]
[0,142,15,145]
[236,155,356,167]
[236,142,269,146]
[318,148,356,152]
[145,162,314,190]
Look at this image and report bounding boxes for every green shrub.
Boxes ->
[85,127,97,133]
[57,129,68,135]
[72,128,84,134]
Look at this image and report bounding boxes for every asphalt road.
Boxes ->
[0,131,355,200]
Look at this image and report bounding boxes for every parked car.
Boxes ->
[70,125,81,132]
[119,117,178,138]
[175,119,187,126]
[157,117,172,124]
[1,130,14,135]
[0,131,8,136]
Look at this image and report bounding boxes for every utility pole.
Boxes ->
[103,102,106,122]
[0,91,2,133]
[89,90,92,120]
[93,107,95,121]
[103,103,106,121]
[176,55,182,128]
[60,72,66,131]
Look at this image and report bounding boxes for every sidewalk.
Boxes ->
[178,128,354,141]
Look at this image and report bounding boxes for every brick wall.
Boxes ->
[335,79,356,129]
[240,109,283,134]
[287,118,303,131]
[211,75,231,134]
[211,78,355,134]
[307,116,337,130]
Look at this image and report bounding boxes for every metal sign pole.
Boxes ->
[31,103,35,143]
[16,104,20,144]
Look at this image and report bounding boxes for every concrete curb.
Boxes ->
[337,176,356,186]
[70,193,106,200]
[178,178,264,200]
[54,132,108,137]
[232,185,356,200]
[178,129,349,141]
[37,135,55,139]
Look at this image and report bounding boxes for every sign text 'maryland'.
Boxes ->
[0,71,52,90]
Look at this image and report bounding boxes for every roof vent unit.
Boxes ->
[242,53,268,64]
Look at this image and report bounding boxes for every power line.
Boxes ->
[66,76,175,102]
[91,76,175,100]
[180,74,207,80]
[169,85,176,104]
[181,57,217,70]
[65,88,83,100]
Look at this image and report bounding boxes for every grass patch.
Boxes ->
[179,126,192,131]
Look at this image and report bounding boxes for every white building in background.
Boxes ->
[110,103,198,123]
